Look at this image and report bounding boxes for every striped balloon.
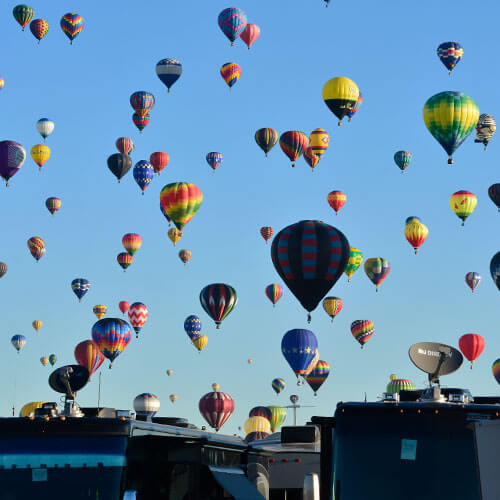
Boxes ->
[305,360,330,395]
[178,249,192,265]
[133,113,150,132]
[249,406,272,422]
[244,416,271,435]
[386,375,415,393]
[267,406,286,432]
[117,252,133,271]
[45,197,61,215]
[493,359,500,384]
[265,284,283,306]
[309,128,330,159]
[200,284,238,329]
[465,272,481,293]
[217,8,247,45]
[260,226,273,243]
[128,302,148,337]
[30,19,49,42]
[303,147,319,171]
[245,432,269,443]
[220,62,241,89]
[322,297,343,321]
[206,152,223,171]
[122,233,142,255]
[475,113,496,149]
[150,152,169,174]
[115,137,134,155]
[13,4,34,30]
[93,305,107,320]
[71,278,90,301]
[394,151,412,172]
[0,140,27,186]
[364,257,390,291]
[199,391,235,431]
[404,220,428,254]
[133,160,154,194]
[271,378,286,395]
[36,118,54,141]
[130,91,155,118]
[156,58,182,92]
[91,318,132,366]
[74,340,105,378]
[350,320,374,348]
[279,131,309,167]
[327,191,346,214]
[450,190,477,226]
[60,13,83,44]
[255,128,279,157]
[27,236,45,261]
[160,182,203,231]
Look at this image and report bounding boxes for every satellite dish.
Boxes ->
[409,342,463,384]
[49,365,90,398]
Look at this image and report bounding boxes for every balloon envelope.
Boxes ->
[200,284,238,329]
[74,340,105,377]
[156,58,182,92]
[91,318,132,365]
[199,391,235,431]
[281,329,319,378]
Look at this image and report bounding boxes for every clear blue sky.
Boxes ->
[1,0,500,434]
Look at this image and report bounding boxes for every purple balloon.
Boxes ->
[0,140,26,186]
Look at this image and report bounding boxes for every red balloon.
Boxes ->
[458,333,485,368]
[119,301,129,315]
[74,340,105,378]
[150,151,169,174]
[199,391,234,431]
[240,23,260,49]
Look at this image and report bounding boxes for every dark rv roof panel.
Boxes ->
[209,466,266,500]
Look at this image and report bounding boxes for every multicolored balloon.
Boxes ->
[344,247,363,282]
[346,92,363,121]
[200,284,238,329]
[160,201,171,225]
[271,220,350,320]
[394,151,412,173]
[364,258,390,291]
[309,128,330,159]
[107,153,132,183]
[279,131,309,167]
[122,233,142,255]
[255,128,278,157]
[240,23,260,49]
[134,393,160,417]
[265,284,283,307]
[305,360,330,395]
[281,329,319,380]
[488,184,500,212]
[119,301,129,315]
[475,114,496,150]
[327,191,346,215]
[492,359,500,384]
[449,190,477,226]
[71,278,90,302]
[115,137,134,155]
[156,58,182,93]
[128,302,148,338]
[150,152,169,174]
[13,4,34,30]
[160,182,203,231]
[260,226,274,243]
[178,249,191,265]
[130,91,155,118]
[386,374,415,393]
[0,140,27,186]
[220,62,241,89]
[133,113,150,133]
[322,297,343,321]
[267,406,286,432]
[192,335,208,352]
[11,334,26,352]
[322,77,360,126]
[244,416,271,435]
[436,42,463,75]
[74,340,105,378]
[168,227,183,246]
[91,318,132,367]
[423,91,479,164]
[32,320,42,332]
[45,197,61,215]
[350,320,374,348]
[133,160,154,194]
[29,19,48,42]
[217,7,247,45]
[249,406,272,422]
[303,147,319,171]
[166,369,173,376]
[169,394,178,403]
[117,252,133,271]
[465,272,481,293]
[199,390,235,431]
[206,152,223,172]
[272,378,286,395]
[36,119,54,141]
[48,354,57,366]
[40,356,49,367]
[459,334,485,368]
[0,262,7,278]
[93,305,107,320]
[405,220,429,254]
[27,236,45,261]
[60,13,83,44]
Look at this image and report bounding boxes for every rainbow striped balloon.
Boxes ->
[265,284,283,306]
[220,62,241,89]
[160,182,203,231]
[60,13,83,44]
[493,359,500,384]
[351,320,374,348]
[272,378,286,395]
[305,360,330,395]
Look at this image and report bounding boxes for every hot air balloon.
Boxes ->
[212,383,220,392]
[303,147,319,171]
[364,258,390,291]
[465,272,481,293]
[13,4,34,30]
[279,131,309,167]
[265,284,283,307]
[327,191,346,215]
[32,320,42,332]
[0,262,7,278]
[206,152,223,172]
[107,153,132,183]
[200,284,238,329]
[166,369,173,376]
[168,228,183,246]
[267,406,286,432]
[322,297,343,322]
[36,119,54,141]
[217,8,247,45]
[169,394,178,403]
[240,23,260,49]
[156,58,182,93]
[281,329,319,382]
[309,128,330,159]
[74,340,105,377]
[27,236,45,261]
[346,92,363,122]
[119,301,129,315]
[322,77,360,125]
[450,190,477,226]
[437,42,463,75]
[178,249,191,265]
[492,359,500,384]
[134,394,160,417]
[199,390,235,431]
[0,140,27,186]
[40,356,49,367]
[491,252,500,292]
[45,197,61,215]
[130,91,155,118]
[160,202,171,225]
[0,79,4,90]
[71,279,90,301]
[305,360,330,395]
[128,302,148,338]
[271,220,350,321]
[459,334,485,368]
[133,113,150,132]
[244,416,271,435]
[260,227,273,243]
[394,151,412,173]
[344,247,363,282]
[30,144,50,171]
[29,19,48,42]
[247,359,253,364]
[220,62,241,89]
[254,128,278,157]
[192,335,208,352]
[245,431,269,443]
[350,320,374,348]
[91,318,132,367]
[386,374,415,393]
[11,335,26,353]
[115,137,134,155]
[405,216,421,225]
[271,378,286,395]
[423,91,479,164]
[49,354,57,366]
[93,305,107,320]
[488,184,500,212]
[150,152,169,174]
[122,233,142,255]
[405,220,428,254]
[160,182,203,231]
[60,13,83,44]
[475,114,496,150]
[133,160,154,194]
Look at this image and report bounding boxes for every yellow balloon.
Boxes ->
[20,401,46,417]
[309,128,330,159]
[169,394,178,403]
[322,77,359,125]
[244,416,271,435]
[389,373,397,381]
[449,190,477,226]
[32,320,42,331]
[30,144,51,170]
[322,297,343,321]
[212,382,220,392]
[40,356,49,366]
[404,220,429,254]
[93,304,107,319]
[168,228,183,246]
[192,334,208,352]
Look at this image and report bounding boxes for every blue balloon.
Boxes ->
[11,334,26,352]
[490,252,500,292]
[133,160,154,194]
[156,59,182,92]
[184,315,202,340]
[206,152,223,172]
[281,329,319,381]
[71,278,90,301]
[91,318,132,364]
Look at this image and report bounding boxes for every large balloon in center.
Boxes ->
[160,182,203,231]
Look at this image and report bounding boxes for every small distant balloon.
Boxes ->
[405,220,428,254]
[115,138,134,155]
[265,284,283,307]
[327,191,346,215]
[465,272,481,293]
[217,7,247,45]
[119,301,129,315]
[32,320,42,332]
[40,356,49,367]
[45,197,61,215]
[168,228,183,246]
[178,249,192,265]
[255,128,278,157]
[350,320,374,348]
[206,152,223,172]
[60,13,83,44]
[71,278,90,301]
[0,262,7,278]
[240,23,260,49]
[93,305,107,320]
[30,19,48,42]
[272,378,286,394]
[49,354,56,366]
[11,334,26,352]
[133,160,154,195]
[220,62,241,89]
[260,227,273,243]
[156,58,182,93]
[322,297,343,321]
[150,152,169,174]
[27,236,45,261]
[13,4,34,30]
[394,151,412,173]
[122,233,142,256]
[133,113,150,133]
[36,119,54,141]
[450,190,477,226]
